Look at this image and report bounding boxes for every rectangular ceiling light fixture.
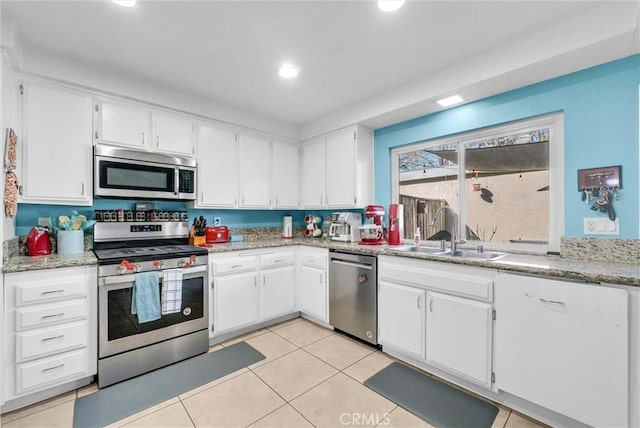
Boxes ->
[436,94,464,107]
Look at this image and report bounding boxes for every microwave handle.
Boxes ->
[174,167,179,195]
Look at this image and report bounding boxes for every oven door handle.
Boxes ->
[99,264,207,286]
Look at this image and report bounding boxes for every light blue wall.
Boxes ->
[374,55,640,239]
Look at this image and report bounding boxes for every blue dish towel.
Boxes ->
[131,272,161,323]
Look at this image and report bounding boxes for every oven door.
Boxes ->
[98,264,208,358]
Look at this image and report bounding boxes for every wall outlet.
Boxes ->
[214,217,221,226]
[583,218,619,235]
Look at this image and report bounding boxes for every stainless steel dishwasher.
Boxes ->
[329,251,378,345]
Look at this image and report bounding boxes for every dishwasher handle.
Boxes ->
[330,259,373,270]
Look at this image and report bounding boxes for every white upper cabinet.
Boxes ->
[238,133,271,208]
[300,124,373,209]
[272,141,299,209]
[152,112,195,157]
[96,100,149,149]
[97,100,195,157]
[300,137,326,208]
[20,81,93,205]
[194,123,238,208]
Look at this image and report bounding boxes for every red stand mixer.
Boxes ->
[359,205,387,245]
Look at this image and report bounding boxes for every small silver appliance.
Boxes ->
[328,212,362,242]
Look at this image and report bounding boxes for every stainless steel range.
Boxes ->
[93,220,209,388]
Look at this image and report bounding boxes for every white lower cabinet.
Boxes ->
[3,266,97,406]
[425,291,492,387]
[210,250,297,338]
[378,255,495,390]
[378,280,425,360]
[297,248,328,322]
[494,272,628,428]
[213,271,259,334]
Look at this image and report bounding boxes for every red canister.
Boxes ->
[205,226,229,243]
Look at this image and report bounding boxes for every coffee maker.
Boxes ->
[359,204,387,245]
[387,203,404,246]
[328,212,362,242]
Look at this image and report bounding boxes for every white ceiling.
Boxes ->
[2,1,639,139]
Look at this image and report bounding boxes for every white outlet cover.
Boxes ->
[583,218,619,235]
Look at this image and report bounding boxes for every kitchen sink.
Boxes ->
[388,245,445,254]
[437,249,507,260]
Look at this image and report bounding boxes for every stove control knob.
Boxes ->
[132,263,142,273]
[177,259,186,267]
[117,265,128,274]
[118,260,133,274]
[153,260,165,269]
[189,255,198,265]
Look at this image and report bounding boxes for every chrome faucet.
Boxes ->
[430,206,462,253]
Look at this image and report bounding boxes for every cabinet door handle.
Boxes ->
[41,313,65,319]
[417,295,421,309]
[42,334,64,342]
[200,192,204,202]
[275,197,279,206]
[320,195,323,205]
[81,182,85,195]
[254,276,257,287]
[319,273,323,285]
[539,297,566,306]
[141,133,145,145]
[41,289,64,295]
[42,364,65,373]
[156,136,160,147]
[429,298,433,312]
[262,276,266,285]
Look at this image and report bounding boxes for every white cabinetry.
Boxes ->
[210,250,297,338]
[378,255,494,388]
[272,141,299,208]
[378,280,425,360]
[300,125,373,209]
[297,247,328,322]
[96,100,195,157]
[20,81,93,205]
[194,123,238,207]
[494,272,628,428]
[238,133,271,208]
[3,266,97,406]
[96,100,149,149]
[152,111,195,157]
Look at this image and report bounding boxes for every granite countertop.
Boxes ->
[3,237,639,287]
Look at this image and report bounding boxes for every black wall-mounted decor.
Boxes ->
[577,165,622,191]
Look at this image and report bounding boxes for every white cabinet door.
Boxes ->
[494,273,628,428]
[195,124,237,207]
[426,291,493,388]
[98,100,149,149]
[300,138,326,208]
[325,128,356,208]
[272,141,299,208]
[378,280,425,360]
[238,133,271,208]
[152,112,195,157]
[261,266,296,320]
[21,82,93,205]
[299,265,327,322]
[213,272,259,334]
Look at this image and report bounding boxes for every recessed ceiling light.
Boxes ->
[112,0,137,7]
[378,1,405,12]
[436,95,464,107]
[278,63,300,79]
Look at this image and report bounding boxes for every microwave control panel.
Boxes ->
[178,169,195,193]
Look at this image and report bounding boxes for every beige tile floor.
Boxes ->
[1,318,547,428]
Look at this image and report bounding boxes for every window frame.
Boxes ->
[391,113,564,254]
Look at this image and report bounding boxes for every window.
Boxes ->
[391,114,564,253]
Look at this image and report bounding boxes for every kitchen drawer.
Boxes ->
[16,348,88,395]
[260,251,295,269]
[16,299,87,331]
[379,257,494,301]
[211,256,258,276]
[16,321,87,362]
[299,252,327,269]
[15,276,86,306]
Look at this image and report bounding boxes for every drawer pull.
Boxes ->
[42,364,65,373]
[41,289,65,295]
[525,292,566,306]
[41,313,65,319]
[42,334,65,342]
[273,259,283,263]
[231,264,242,269]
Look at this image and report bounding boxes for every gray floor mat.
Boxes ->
[364,362,499,428]
[73,342,265,428]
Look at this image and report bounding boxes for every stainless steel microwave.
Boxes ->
[94,144,197,200]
